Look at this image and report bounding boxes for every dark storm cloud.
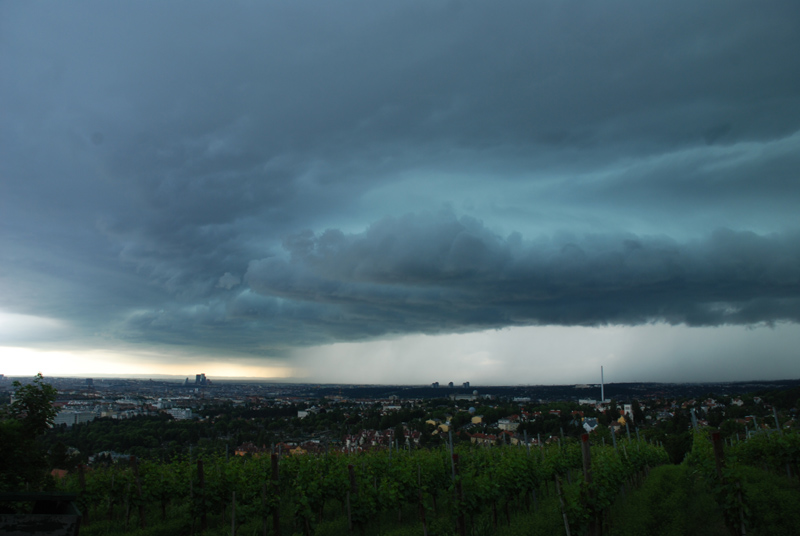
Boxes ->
[2,1,800,357]
[244,213,800,334]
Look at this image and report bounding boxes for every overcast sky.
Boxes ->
[2,1,800,384]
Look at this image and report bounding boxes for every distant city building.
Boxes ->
[462,381,470,388]
[624,404,634,422]
[86,378,93,388]
[166,408,193,420]
[53,410,97,427]
[497,418,519,431]
[583,418,599,433]
[89,451,131,464]
[431,382,439,388]
[448,382,454,388]
[195,373,207,386]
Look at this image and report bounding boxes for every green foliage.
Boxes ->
[735,465,800,536]
[730,430,800,474]
[0,373,58,491]
[56,439,674,536]
[9,373,58,435]
[663,430,693,464]
[560,438,668,535]
[685,429,800,536]
[607,464,727,536]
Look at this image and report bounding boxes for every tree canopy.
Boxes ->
[0,373,58,491]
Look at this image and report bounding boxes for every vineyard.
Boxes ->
[53,428,800,536]
[56,435,668,536]
[683,428,800,536]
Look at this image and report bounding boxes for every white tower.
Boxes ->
[601,366,605,402]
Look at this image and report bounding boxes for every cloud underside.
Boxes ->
[2,1,800,364]
[122,214,800,352]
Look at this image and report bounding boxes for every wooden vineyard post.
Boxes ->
[773,407,783,436]
[231,491,236,536]
[190,476,194,535]
[347,464,357,532]
[581,434,599,536]
[198,459,207,533]
[711,432,725,480]
[581,434,592,483]
[271,454,281,536]
[261,483,268,536]
[418,464,428,536]
[124,482,131,529]
[448,430,455,482]
[108,472,115,521]
[78,464,89,526]
[131,455,146,529]
[712,431,746,536]
[453,454,465,536]
[555,475,571,536]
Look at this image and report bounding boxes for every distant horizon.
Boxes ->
[5,372,798,388]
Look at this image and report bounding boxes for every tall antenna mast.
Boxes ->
[601,366,605,402]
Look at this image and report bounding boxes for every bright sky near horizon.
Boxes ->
[2,1,800,384]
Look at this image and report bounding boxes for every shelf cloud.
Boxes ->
[2,1,800,380]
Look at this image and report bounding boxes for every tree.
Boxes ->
[608,399,619,419]
[9,373,58,435]
[0,373,58,490]
[394,423,406,446]
[631,400,645,424]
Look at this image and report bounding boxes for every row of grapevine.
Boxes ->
[59,438,668,535]
[686,430,750,535]
[559,436,668,536]
[728,429,800,479]
[686,428,800,536]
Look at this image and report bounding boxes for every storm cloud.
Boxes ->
[2,1,800,379]
[247,215,800,330]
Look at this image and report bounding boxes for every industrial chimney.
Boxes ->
[601,366,605,402]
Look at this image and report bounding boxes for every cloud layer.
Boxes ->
[248,215,800,331]
[2,1,800,377]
